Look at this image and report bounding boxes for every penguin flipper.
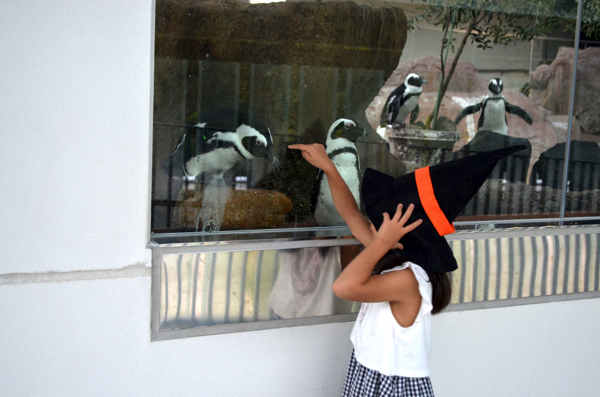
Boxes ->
[409,103,420,124]
[385,95,399,125]
[455,103,482,125]
[384,84,406,125]
[505,102,533,124]
[380,98,391,126]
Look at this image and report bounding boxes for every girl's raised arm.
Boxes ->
[288,143,374,246]
[332,204,422,303]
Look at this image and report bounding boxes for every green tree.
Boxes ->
[408,0,600,130]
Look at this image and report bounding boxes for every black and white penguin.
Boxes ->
[311,119,366,226]
[454,78,533,136]
[162,109,278,182]
[377,73,427,141]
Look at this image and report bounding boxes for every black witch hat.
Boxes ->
[362,145,526,273]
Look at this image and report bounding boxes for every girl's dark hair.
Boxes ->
[425,270,452,314]
[373,249,452,315]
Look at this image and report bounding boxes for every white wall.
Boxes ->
[0,0,153,273]
[432,299,600,396]
[1,2,599,396]
[1,277,599,396]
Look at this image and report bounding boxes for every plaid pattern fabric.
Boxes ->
[342,351,434,397]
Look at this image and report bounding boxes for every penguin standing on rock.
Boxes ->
[162,109,278,183]
[377,73,427,141]
[311,119,366,226]
[162,109,279,233]
[455,78,533,136]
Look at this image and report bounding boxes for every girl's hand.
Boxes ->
[288,143,335,173]
[373,204,422,250]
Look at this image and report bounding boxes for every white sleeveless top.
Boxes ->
[350,262,433,377]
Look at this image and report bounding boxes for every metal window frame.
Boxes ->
[149,0,600,341]
[150,223,600,341]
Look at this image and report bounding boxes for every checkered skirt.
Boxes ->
[342,351,434,397]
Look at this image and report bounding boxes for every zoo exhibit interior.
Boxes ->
[150,0,600,339]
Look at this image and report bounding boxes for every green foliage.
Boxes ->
[406,0,600,129]
[581,0,600,40]
[410,1,565,51]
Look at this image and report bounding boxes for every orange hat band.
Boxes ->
[415,166,455,236]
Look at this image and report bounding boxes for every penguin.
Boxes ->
[311,119,366,226]
[377,73,427,141]
[162,109,278,182]
[454,78,533,136]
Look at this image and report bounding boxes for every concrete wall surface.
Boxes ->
[1,1,599,396]
[0,0,153,273]
[1,277,599,396]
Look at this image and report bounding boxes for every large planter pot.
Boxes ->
[386,128,460,167]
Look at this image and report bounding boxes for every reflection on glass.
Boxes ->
[158,228,600,331]
[151,0,600,238]
[159,246,362,330]
[268,246,362,319]
[449,230,600,303]
[160,250,278,328]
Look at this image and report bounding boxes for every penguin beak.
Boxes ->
[421,78,428,85]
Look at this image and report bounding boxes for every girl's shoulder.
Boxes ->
[381,261,428,281]
[382,261,433,308]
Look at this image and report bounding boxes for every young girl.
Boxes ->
[289,142,524,396]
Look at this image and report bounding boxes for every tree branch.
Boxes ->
[436,11,481,122]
